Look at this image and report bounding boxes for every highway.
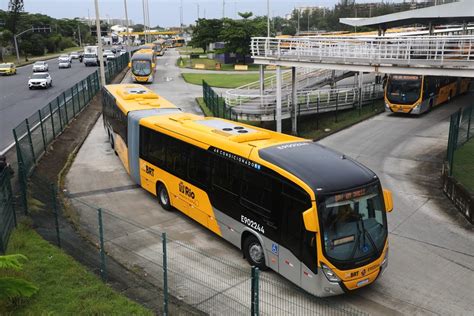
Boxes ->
[65,49,473,315]
[0,57,98,153]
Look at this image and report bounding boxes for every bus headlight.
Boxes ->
[321,263,341,282]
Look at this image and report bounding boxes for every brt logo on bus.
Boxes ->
[179,182,195,199]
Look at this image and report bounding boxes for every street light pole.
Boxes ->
[123,0,131,59]
[94,0,106,86]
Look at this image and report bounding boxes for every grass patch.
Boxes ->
[196,97,213,117]
[183,73,269,88]
[3,47,81,67]
[178,57,260,71]
[453,138,474,193]
[0,223,152,315]
[298,101,385,140]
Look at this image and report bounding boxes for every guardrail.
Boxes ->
[13,53,130,214]
[251,36,474,67]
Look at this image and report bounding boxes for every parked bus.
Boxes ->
[103,84,393,297]
[385,75,470,115]
[129,49,156,83]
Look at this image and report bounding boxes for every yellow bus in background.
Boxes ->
[103,83,394,297]
[385,75,470,115]
[172,37,185,47]
[129,49,156,83]
[154,39,166,56]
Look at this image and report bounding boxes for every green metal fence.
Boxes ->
[446,105,473,176]
[0,169,16,254]
[13,53,130,214]
[54,194,367,316]
[202,80,235,120]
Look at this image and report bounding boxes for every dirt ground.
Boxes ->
[25,68,200,315]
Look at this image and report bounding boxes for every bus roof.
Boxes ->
[131,49,154,61]
[104,84,177,114]
[140,112,377,194]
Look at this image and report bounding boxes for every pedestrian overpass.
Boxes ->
[249,35,474,133]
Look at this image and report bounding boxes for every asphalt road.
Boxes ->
[66,50,473,315]
[0,57,98,153]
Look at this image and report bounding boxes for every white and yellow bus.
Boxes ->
[103,84,394,297]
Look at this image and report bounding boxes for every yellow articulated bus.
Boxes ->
[154,39,166,56]
[129,49,156,83]
[172,37,185,47]
[103,84,394,297]
[385,75,471,115]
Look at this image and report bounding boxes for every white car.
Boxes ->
[58,54,72,62]
[69,51,80,59]
[105,52,116,60]
[32,61,48,72]
[58,57,72,68]
[28,72,52,89]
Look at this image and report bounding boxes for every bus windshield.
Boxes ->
[320,184,387,266]
[132,60,152,76]
[386,76,422,105]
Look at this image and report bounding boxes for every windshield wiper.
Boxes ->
[358,214,378,253]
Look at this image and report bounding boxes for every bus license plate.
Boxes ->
[357,279,369,287]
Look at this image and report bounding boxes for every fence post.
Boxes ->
[38,110,47,152]
[49,103,56,139]
[63,92,69,123]
[56,98,64,132]
[98,208,107,281]
[25,118,36,164]
[335,94,339,123]
[71,86,77,117]
[467,106,472,141]
[251,267,260,316]
[162,232,169,316]
[51,183,61,248]
[7,172,17,227]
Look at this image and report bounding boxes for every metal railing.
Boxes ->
[251,36,474,68]
[222,83,383,121]
[13,54,130,214]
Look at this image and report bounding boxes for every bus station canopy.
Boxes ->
[340,1,474,29]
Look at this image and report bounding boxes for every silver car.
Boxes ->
[58,57,72,68]
[28,72,52,89]
[32,61,48,72]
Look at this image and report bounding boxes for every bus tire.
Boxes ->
[243,235,268,270]
[157,183,172,211]
[448,91,453,102]
[429,99,433,112]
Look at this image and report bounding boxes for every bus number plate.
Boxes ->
[241,215,265,234]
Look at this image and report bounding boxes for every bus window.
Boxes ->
[212,156,241,194]
[140,127,167,168]
[188,147,211,188]
[165,137,189,178]
[240,168,274,217]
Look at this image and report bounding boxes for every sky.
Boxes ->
[0,0,407,28]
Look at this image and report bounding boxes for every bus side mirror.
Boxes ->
[303,208,318,233]
[383,189,393,213]
[128,62,131,68]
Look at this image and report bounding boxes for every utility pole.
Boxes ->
[94,0,106,86]
[14,26,51,64]
[197,3,200,20]
[142,0,147,43]
[124,0,131,59]
[267,0,270,37]
[222,0,225,19]
[180,0,183,32]
[297,8,300,35]
[147,0,151,39]
[77,25,82,47]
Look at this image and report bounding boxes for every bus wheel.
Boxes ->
[157,183,172,211]
[429,99,433,112]
[448,91,453,102]
[243,235,267,270]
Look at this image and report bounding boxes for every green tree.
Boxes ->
[189,19,223,53]
[0,254,38,301]
[0,29,13,61]
[219,13,266,64]
[7,0,24,35]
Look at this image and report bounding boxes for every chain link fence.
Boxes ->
[0,169,16,254]
[13,54,130,214]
